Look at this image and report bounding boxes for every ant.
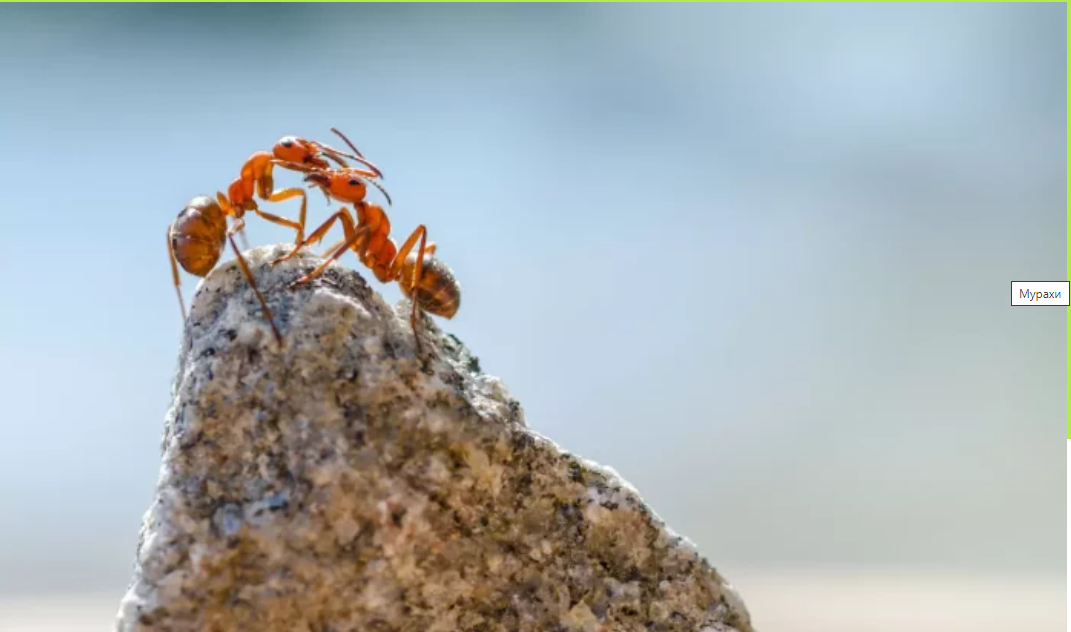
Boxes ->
[270,200,460,355]
[219,129,388,246]
[167,195,284,347]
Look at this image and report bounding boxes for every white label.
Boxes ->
[1010,281,1069,306]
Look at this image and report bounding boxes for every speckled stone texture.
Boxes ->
[116,245,754,632]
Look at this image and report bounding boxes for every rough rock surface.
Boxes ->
[116,245,754,632]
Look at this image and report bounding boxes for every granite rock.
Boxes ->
[116,245,754,632]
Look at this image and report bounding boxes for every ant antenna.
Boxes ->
[331,127,364,158]
[328,127,385,180]
[364,176,393,207]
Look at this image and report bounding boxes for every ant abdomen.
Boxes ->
[170,196,227,276]
[401,254,460,319]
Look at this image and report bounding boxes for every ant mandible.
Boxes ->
[219,129,388,246]
[167,196,284,347]
[270,200,459,355]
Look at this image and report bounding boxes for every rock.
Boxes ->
[116,244,754,632]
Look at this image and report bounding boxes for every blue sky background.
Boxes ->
[0,3,1064,596]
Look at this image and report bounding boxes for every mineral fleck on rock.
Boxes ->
[116,245,754,632]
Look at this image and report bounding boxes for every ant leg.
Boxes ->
[249,192,307,243]
[320,237,347,258]
[425,242,437,256]
[388,224,428,283]
[218,192,251,252]
[252,207,301,234]
[388,225,429,354]
[167,225,186,320]
[289,224,371,288]
[271,207,357,268]
[226,221,283,347]
[319,216,380,265]
[263,187,308,243]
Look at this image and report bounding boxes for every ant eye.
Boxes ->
[281,139,293,148]
[348,178,360,186]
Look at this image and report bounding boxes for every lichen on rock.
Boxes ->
[116,245,754,632]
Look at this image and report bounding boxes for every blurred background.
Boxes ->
[0,4,1065,631]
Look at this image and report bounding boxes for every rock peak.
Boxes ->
[117,245,753,632]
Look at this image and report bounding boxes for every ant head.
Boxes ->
[338,175,368,200]
[305,172,367,203]
[273,136,330,169]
